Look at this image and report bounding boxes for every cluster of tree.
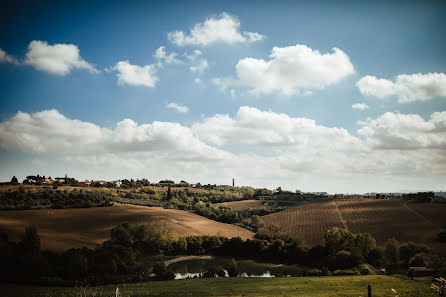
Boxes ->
[2,224,444,286]
[193,202,277,231]
[402,192,436,203]
[19,175,80,186]
[0,188,114,210]
[22,175,47,185]
[114,186,250,209]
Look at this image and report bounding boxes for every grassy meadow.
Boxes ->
[0,275,434,297]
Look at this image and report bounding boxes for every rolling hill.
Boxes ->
[0,204,253,252]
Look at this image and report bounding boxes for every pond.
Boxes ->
[168,258,305,279]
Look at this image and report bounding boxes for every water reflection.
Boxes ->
[174,269,277,279]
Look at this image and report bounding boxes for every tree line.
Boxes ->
[0,188,113,210]
[1,224,444,286]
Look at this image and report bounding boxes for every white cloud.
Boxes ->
[1,108,445,192]
[352,103,369,110]
[110,61,158,88]
[166,102,189,113]
[184,49,202,61]
[357,111,446,149]
[194,78,202,84]
[356,73,446,103]
[190,58,209,74]
[0,110,224,160]
[193,106,362,150]
[24,40,98,75]
[154,46,181,65]
[168,12,265,47]
[0,48,19,64]
[216,44,354,96]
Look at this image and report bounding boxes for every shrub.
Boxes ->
[438,230,446,243]
[331,269,360,276]
[367,248,384,267]
[357,263,376,275]
[408,253,430,267]
[227,258,239,277]
[306,269,323,276]
[152,262,174,280]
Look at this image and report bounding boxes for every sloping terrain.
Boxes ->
[0,204,253,252]
[261,199,446,252]
[407,202,446,228]
[261,200,344,246]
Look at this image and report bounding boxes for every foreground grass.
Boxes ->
[0,275,433,297]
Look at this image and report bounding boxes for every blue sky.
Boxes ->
[0,0,445,193]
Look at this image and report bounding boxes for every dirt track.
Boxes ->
[0,204,253,252]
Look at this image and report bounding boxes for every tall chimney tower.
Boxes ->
[232,179,234,187]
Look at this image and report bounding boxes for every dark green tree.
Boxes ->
[167,186,172,200]
[385,238,400,274]
[227,258,239,277]
[11,176,18,184]
[324,227,354,254]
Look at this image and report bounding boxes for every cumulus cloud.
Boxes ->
[358,111,446,149]
[190,58,209,74]
[166,102,189,113]
[0,110,225,160]
[356,73,446,103]
[352,103,369,110]
[110,61,158,88]
[1,108,445,192]
[193,106,362,150]
[184,49,202,61]
[168,12,265,47]
[24,40,98,75]
[0,48,19,64]
[216,44,354,96]
[154,46,181,65]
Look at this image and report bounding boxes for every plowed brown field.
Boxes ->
[261,200,344,246]
[0,204,253,252]
[336,199,439,244]
[261,199,446,253]
[407,203,446,228]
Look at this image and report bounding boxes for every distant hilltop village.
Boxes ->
[4,175,244,191]
[3,174,446,200]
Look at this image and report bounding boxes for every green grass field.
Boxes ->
[0,275,434,297]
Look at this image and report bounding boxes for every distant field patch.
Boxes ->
[215,199,271,210]
[261,200,344,246]
[0,204,253,252]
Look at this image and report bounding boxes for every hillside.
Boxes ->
[261,199,446,253]
[261,200,344,246]
[0,204,253,252]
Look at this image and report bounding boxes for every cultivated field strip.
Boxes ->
[260,201,344,246]
[215,199,272,210]
[335,199,440,245]
[260,198,446,253]
[407,203,446,228]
